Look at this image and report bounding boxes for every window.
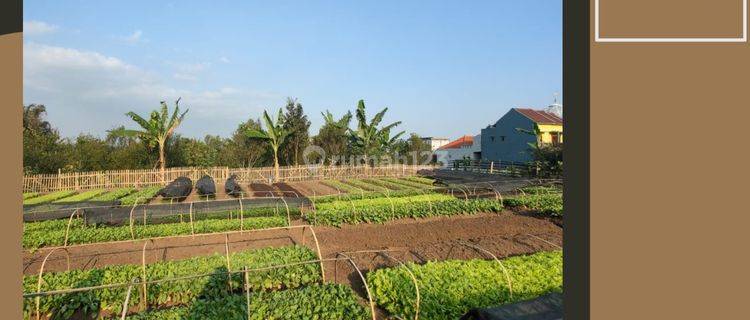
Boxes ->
[490,136,495,142]
[550,132,561,145]
[500,136,505,142]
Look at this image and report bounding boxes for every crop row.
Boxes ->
[312,187,432,204]
[400,175,435,185]
[367,250,563,320]
[381,177,434,189]
[24,246,321,319]
[340,179,383,191]
[118,187,163,205]
[53,189,108,203]
[361,178,415,191]
[311,194,503,226]
[519,185,562,195]
[118,284,370,320]
[504,193,563,217]
[89,188,138,202]
[24,215,287,249]
[23,190,78,206]
[23,192,40,200]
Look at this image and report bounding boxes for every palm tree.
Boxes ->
[322,110,352,129]
[350,100,403,165]
[109,98,188,175]
[245,109,289,182]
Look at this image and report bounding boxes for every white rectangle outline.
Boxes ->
[595,0,747,42]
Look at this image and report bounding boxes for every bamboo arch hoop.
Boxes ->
[140,239,156,310]
[456,241,513,301]
[339,249,421,320]
[35,247,71,320]
[63,209,82,247]
[335,252,377,320]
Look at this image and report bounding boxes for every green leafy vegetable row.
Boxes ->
[362,178,414,191]
[23,190,77,206]
[53,189,108,203]
[311,194,502,226]
[519,185,562,195]
[119,186,163,205]
[367,250,563,320]
[24,215,286,249]
[400,175,435,186]
[90,188,138,202]
[312,188,432,204]
[341,179,383,191]
[504,193,563,217]
[320,180,363,194]
[116,284,370,320]
[23,192,40,200]
[382,177,434,189]
[24,246,321,320]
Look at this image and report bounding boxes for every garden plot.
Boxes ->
[24,245,373,320]
[22,174,564,319]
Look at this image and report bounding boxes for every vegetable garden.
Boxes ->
[22,174,564,319]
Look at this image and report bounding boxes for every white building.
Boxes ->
[421,137,450,151]
[434,134,482,167]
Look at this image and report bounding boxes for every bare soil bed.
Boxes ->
[23,212,561,276]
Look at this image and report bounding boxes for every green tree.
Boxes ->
[229,118,271,167]
[280,98,311,166]
[71,135,111,171]
[106,126,155,169]
[312,110,352,164]
[246,109,289,181]
[109,99,189,174]
[22,104,72,174]
[349,99,403,165]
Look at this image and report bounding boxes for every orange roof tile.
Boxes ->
[437,135,474,150]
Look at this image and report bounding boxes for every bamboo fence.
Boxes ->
[23,164,436,193]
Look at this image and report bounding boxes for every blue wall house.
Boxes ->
[481,108,563,163]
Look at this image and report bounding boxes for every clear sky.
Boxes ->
[23,0,562,141]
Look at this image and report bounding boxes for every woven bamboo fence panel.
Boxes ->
[23,165,434,193]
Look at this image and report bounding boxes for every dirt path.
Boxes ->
[23,212,560,276]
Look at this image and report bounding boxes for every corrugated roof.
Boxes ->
[437,135,474,150]
[514,108,563,125]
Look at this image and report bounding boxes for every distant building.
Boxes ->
[545,94,563,118]
[480,108,562,163]
[420,137,450,151]
[434,134,482,167]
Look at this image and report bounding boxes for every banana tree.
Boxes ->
[109,98,188,175]
[246,109,289,182]
[349,99,402,165]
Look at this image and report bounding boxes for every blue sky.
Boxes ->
[23,0,561,140]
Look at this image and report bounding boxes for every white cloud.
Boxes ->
[24,20,59,36]
[219,56,230,63]
[121,30,145,45]
[23,42,279,138]
[171,62,210,81]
